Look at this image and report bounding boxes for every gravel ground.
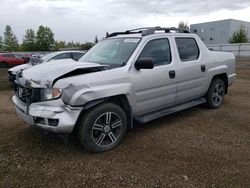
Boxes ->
[0,60,250,187]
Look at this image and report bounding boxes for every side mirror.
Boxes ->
[135,58,154,70]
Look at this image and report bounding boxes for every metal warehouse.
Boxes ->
[190,19,250,45]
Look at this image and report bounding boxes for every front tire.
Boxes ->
[78,102,127,153]
[205,78,225,109]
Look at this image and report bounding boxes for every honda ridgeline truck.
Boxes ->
[12,27,236,152]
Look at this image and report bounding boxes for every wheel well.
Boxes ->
[106,95,133,129]
[212,73,228,94]
[74,94,133,133]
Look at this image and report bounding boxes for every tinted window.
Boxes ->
[72,52,84,61]
[175,38,199,61]
[139,38,171,66]
[52,53,72,60]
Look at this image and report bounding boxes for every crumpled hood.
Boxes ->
[9,63,32,74]
[17,59,105,87]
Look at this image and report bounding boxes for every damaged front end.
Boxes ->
[14,70,43,106]
[13,79,82,133]
[12,61,106,133]
[14,70,56,106]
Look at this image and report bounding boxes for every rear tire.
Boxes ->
[205,78,225,109]
[78,102,127,153]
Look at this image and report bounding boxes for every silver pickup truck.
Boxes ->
[12,27,236,152]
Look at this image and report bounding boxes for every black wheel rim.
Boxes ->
[212,83,224,106]
[91,112,122,147]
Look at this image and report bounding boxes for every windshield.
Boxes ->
[41,52,59,62]
[79,38,140,66]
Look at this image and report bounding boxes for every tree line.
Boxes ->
[0,22,248,52]
[0,25,99,52]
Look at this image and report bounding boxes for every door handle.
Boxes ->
[201,65,206,72]
[169,70,175,79]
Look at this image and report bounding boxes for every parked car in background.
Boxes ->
[8,51,86,83]
[28,51,86,65]
[0,53,28,68]
[31,52,49,59]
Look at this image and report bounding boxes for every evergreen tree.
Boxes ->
[80,42,94,50]
[94,35,99,44]
[229,25,248,43]
[178,21,190,30]
[3,25,19,51]
[22,29,36,51]
[36,25,55,51]
[0,36,3,51]
[55,40,66,50]
[66,41,75,48]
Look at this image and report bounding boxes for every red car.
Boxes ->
[0,53,28,68]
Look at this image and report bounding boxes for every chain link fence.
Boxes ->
[207,43,250,58]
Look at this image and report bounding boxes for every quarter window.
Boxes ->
[139,38,171,66]
[175,38,200,62]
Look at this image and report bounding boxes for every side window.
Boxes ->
[72,53,84,61]
[175,38,200,62]
[52,53,72,60]
[139,38,171,66]
[14,54,23,59]
[2,54,14,58]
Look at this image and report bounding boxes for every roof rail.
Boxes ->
[106,26,190,38]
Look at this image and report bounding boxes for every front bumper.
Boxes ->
[12,96,82,133]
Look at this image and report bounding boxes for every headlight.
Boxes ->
[42,88,62,100]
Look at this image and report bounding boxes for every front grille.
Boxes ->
[15,85,41,104]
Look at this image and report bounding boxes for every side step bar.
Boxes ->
[134,97,206,124]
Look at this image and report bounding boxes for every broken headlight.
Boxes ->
[41,88,63,100]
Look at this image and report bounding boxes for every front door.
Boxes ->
[131,38,177,116]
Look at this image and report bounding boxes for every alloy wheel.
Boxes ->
[91,112,122,147]
[212,83,224,106]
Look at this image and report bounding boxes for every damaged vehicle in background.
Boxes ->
[8,50,86,83]
[12,27,236,153]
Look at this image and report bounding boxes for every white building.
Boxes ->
[190,19,250,45]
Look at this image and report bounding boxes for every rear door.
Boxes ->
[174,37,207,104]
[131,37,177,116]
[14,54,25,65]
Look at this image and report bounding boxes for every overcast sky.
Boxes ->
[0,0,250,43]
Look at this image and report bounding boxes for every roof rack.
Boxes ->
[106,27,190,38]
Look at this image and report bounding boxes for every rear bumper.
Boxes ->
[12,96,82,133]
[228,73,236,86]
